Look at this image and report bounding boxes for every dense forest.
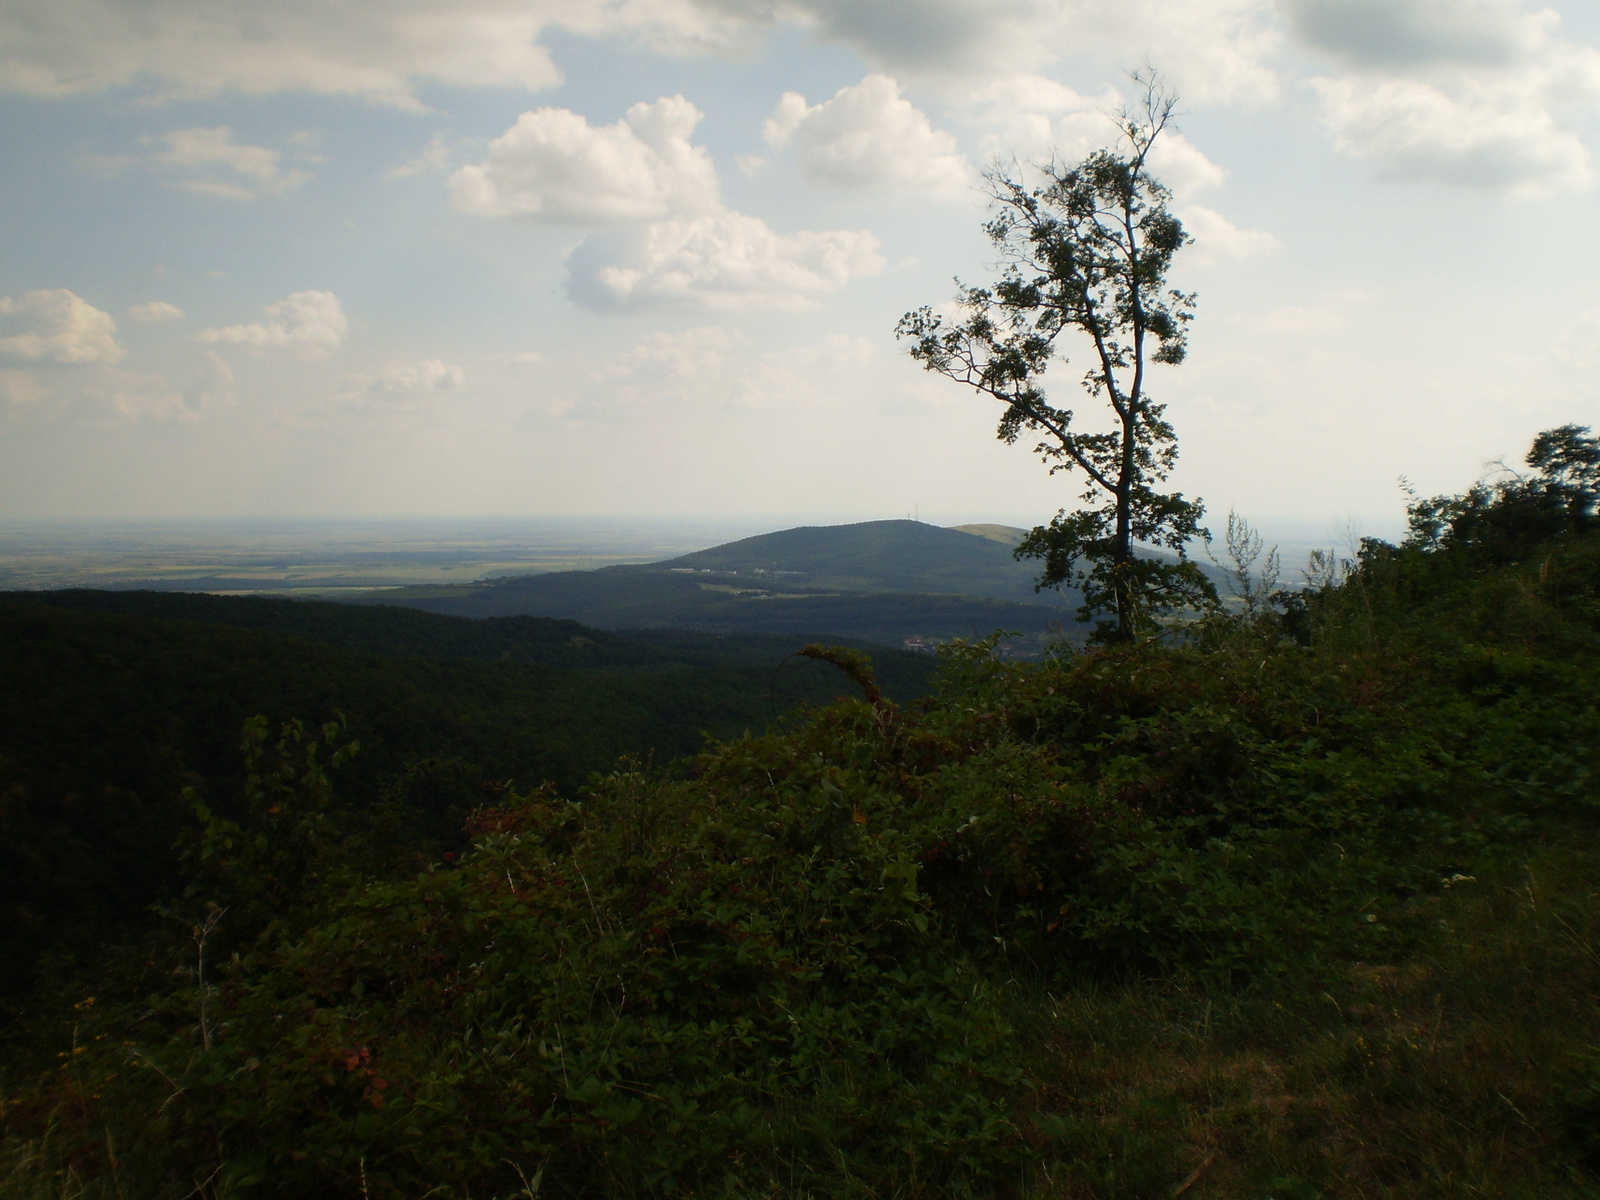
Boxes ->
[3,428,1600,1198]
[0,595,935,1008]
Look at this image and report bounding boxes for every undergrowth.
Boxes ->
[4,433,1600,1198]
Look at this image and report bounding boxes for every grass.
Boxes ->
[1008,829,1600,1198]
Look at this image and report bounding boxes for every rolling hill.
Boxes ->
[352,520,1081,645]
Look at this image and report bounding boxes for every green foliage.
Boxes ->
[7,431,1600,1196]
[897,74,1212,641]
[0,597,937,1002]
[179,715,359,950]
[1404,423,1599,561]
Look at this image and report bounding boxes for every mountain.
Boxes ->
[350,520,1080,646]
[664,520,1046,599]
[949,523,1028,546]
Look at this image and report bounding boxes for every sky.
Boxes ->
[2,0,1599,543]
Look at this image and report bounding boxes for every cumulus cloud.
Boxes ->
[126,300,184,322]
[964,74,1113,160]
[0,0,570,108]
[565,211,884,311]
[1147,134,1231,195]
[964,75,1234,201]
[1287,0,1600,194]
[153,127,309,199]
[458,96,884,311]
[762,74,971,196]
[198,291,348,358]
[1309,73,1593,194]
[451,96,719,221]
[1178,204,1279,264]
[0,0,1292,112]
[0,289,124,364]
[0,0,1022,106]
[371,359,464,393]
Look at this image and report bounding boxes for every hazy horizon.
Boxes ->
[0,511,1404,594]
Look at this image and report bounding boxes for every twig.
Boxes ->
[508,1159,547,1197]
[1172,1148,1218,1198]
[194,904,226,1052]
[181,1164,223,1200]
[127,1046,187,1113]
[105,1128,126,1200]
[574,858,605,936]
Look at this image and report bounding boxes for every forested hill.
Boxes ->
[1,587,914,670]
[0,591,937,1006]
[350,519,1081,640]
[347,520,1229,642]
[661,519,1046,598]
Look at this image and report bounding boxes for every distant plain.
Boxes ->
[0,517,773,593]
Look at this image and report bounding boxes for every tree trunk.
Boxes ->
[1113,408,1137,639]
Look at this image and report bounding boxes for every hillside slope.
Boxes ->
[0,592,939,1001]
[663,519,1045,598]
[354,520,1080,644]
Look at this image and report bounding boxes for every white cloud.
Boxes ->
[1310,73,1593,194]
[612,326,733,383]
[964,76,1232,200]
[1283,0,1553,70]
[0,370,47,406]
[0,0,570,108]
[565,211,884,311]
[386,131,453,179]
[153,127,309,199]
[198,290,348,358]
[0,0,1008,105]
[762,74,971,196]
[451,96,719,222]
[0,0,1288,110]
[965,75,1113,160]
[1287,0,1600,195]
[126,300,184,322]
[187,351,236,411]
[583,327,884,414]
[458,96,886,311]
[372,359,464,393]
[43,0,1595,198]
[1178,204,1279,264]
[111,380,194,421]
[571,325,735,416]
[736,334,879,410]
[1147,134,1230,195]
[0,289,124,364]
